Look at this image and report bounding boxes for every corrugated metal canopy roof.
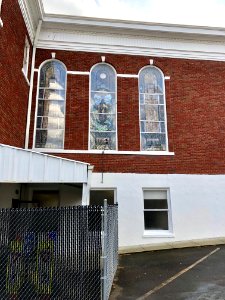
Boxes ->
[0,144,89,183]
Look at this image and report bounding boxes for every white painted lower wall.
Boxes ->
[91,173,225,250]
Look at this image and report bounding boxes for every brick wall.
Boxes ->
[0,0,32,147]
[29,49,225,174]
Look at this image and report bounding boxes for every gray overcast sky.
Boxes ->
[42,0,225,27]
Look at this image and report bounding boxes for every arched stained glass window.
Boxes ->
[90,63,117,150]
[139,66,168,151]
[34,60,66,149]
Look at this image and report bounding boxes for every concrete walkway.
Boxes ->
[110,245,225,300]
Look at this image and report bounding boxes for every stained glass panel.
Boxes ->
[140,105,164,121]
[141,133,166,151]
[90,132,116,150]
[37,101,65,118]
[35,130,64,149]
[39,61,66,89]
[141,122,161,133]
[35,60,66,149]
[139,67,167,151]
[90,64,117,150]
[91,92,116,114]
[91,64,115,92]
[90,113,116,132]
[139,68,163,94]
[38,89,65,100]
[36,117,42,129]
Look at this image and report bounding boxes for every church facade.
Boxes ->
[2,0,225,251]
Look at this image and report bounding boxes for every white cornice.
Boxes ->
[42,14,225,38]
[29,3,225,61]
[18,0,43,43]
[37,25,225,62]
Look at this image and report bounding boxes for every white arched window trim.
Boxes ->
[138,65,169,152]
[33,59,67,150]
[89,62,118,151]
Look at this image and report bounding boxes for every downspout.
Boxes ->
[25,19,42,149]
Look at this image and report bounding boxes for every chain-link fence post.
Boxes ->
[101,199,108,300]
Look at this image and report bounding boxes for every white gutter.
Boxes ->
[25,19,42,149]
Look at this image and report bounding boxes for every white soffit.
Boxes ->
[0,144,89,183]
[37,15,225,61]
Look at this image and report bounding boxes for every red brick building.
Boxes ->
[1,0,225,251]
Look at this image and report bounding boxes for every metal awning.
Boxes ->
[0,144,89,183]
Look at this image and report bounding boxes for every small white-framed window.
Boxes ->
[139,66,168,151]
[143,189,172,233]
[22,36,30,78]
[34,59,67,149]
[89,63,117,150]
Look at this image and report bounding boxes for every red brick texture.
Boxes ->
[0,0,32,147]
[29,49,225,174]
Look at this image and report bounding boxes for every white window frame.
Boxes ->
[33,59,67,150]
[143,188,173,237]
[22,36,30,82]
[138,66,169,152]
[89,62,118,151]
[0,0,3,27]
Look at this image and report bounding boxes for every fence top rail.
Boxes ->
[0,204,118,213]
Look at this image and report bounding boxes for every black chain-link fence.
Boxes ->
[0,204,118,300]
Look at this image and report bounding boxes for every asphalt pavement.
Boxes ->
[110,245,225,300]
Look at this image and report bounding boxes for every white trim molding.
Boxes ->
[25,20,42,149]
[67,70,90,75]
[32,148,175,156]
[117,74,138,78]
[0,0,3,27]
[36,15,225,61]
[21,69,30,85]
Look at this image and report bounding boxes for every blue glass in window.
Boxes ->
[91,92,115,114]
[141,133,166,151]
[91,64,116,92]
[139,67,163,94]
[39,61,66,89]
